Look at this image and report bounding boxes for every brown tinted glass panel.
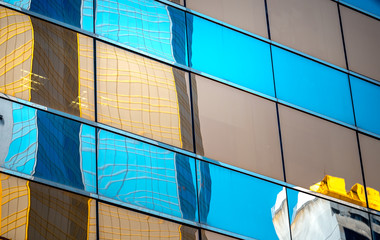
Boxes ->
[186,0,268,38]
[279,105,365,206]
[0,173,96,240]
[340,6,380,82]
[0,7,95,120]
[96,41,193,151]
[267,0,346,68]
[201,230,239,240]
[358,134,380,211]
[169,0,184,5]
[192,74,283,181]
[98,202,198,240]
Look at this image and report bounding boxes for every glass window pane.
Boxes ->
[287,189,371,240]
[0,173,96,240]
[279,105,365,207]
[340,0,380,18]
[358,134,380,211]
[96,41,193,151]
[192,74,283,181]
[186,0,268,38]
[96,0,187,65]
[197,160,290,239]
[98,202,198,240]
[341,6,380,82]
[372,215,380,240]
[98,129,198,221]
[200,230,239,240]
[0,7,95,121]
[272,46,354,125]
[187,13,275,97]
[350,76,380,136]
[267,0,346,68]
[0,0,94,32]
[0,98,96,193]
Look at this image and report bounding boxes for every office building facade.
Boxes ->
[0,0,380,239]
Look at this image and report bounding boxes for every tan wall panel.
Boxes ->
[192,74,283,181]
[267,0,346,68]
[358,134,380,191]
[279,105,363,190]
[340,6,380,82]
[186,0,268,38]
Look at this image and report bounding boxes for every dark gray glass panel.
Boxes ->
[272,46,355,125]
[0,98,96,193]
[287,189,371,240]
[0,0,94,32]
[187,13,275,97]
[351,76,380,136]
[372,215,380,240]
[98,129,198,221]
[197,160,290,239]
[96,0,187,65]
[341,0,380,17]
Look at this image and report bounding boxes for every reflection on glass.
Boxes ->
[272,46,354,125]
[96,0,187,65]
[0,7,95,120]
[0,173,96,239]
[350,76,380,136]
[372,215,380,240]
[96,41,192,150]
[191,74,283,180]
[187,13,274,97]
[98,129,197,221]
[341,0,380,17]
[197,160,289,239]
[98,202,198,239]
[287,189,371,240]
[0,0,94,31]
[200,230,239,240]
[0,98,96,193]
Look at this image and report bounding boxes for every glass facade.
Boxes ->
[0,0,379,239]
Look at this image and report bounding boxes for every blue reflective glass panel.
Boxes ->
[340,0,380,18]
[0,0,94,32]
[98,129,198,221]
[0,98,96,193]
[96,0,187,65]
[350,76,380,135]
[197,160,289,239]
[287,189,371,240]
[272,46,355,125]
[187,14,275,97]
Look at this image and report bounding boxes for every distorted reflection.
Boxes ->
[96,0,187,65]
[186,13,275,96]
[197,160,289,239]
[0,0,94,31]
[0,98,96,193]
[98,129,197,221]
[98,202,198,239]
[286,189,371,240]
[0,7,95,120]
[96,41,192,150]
[371,215,380,240]
[0,173,96,240]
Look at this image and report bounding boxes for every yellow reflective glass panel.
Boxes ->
[96,41,193,151]
[98,202,198,240]
[0,7,95,120]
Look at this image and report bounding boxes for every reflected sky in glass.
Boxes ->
[98,129,197,221]
[0,0,94,32]
[272,46,355,125]
[96,0,187,65]
[0,99,96,193]
[287,188,372,240]
[187,13,275,97]
[197,160,288,239]
[340,0,380,17]
[350,76,380,136]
